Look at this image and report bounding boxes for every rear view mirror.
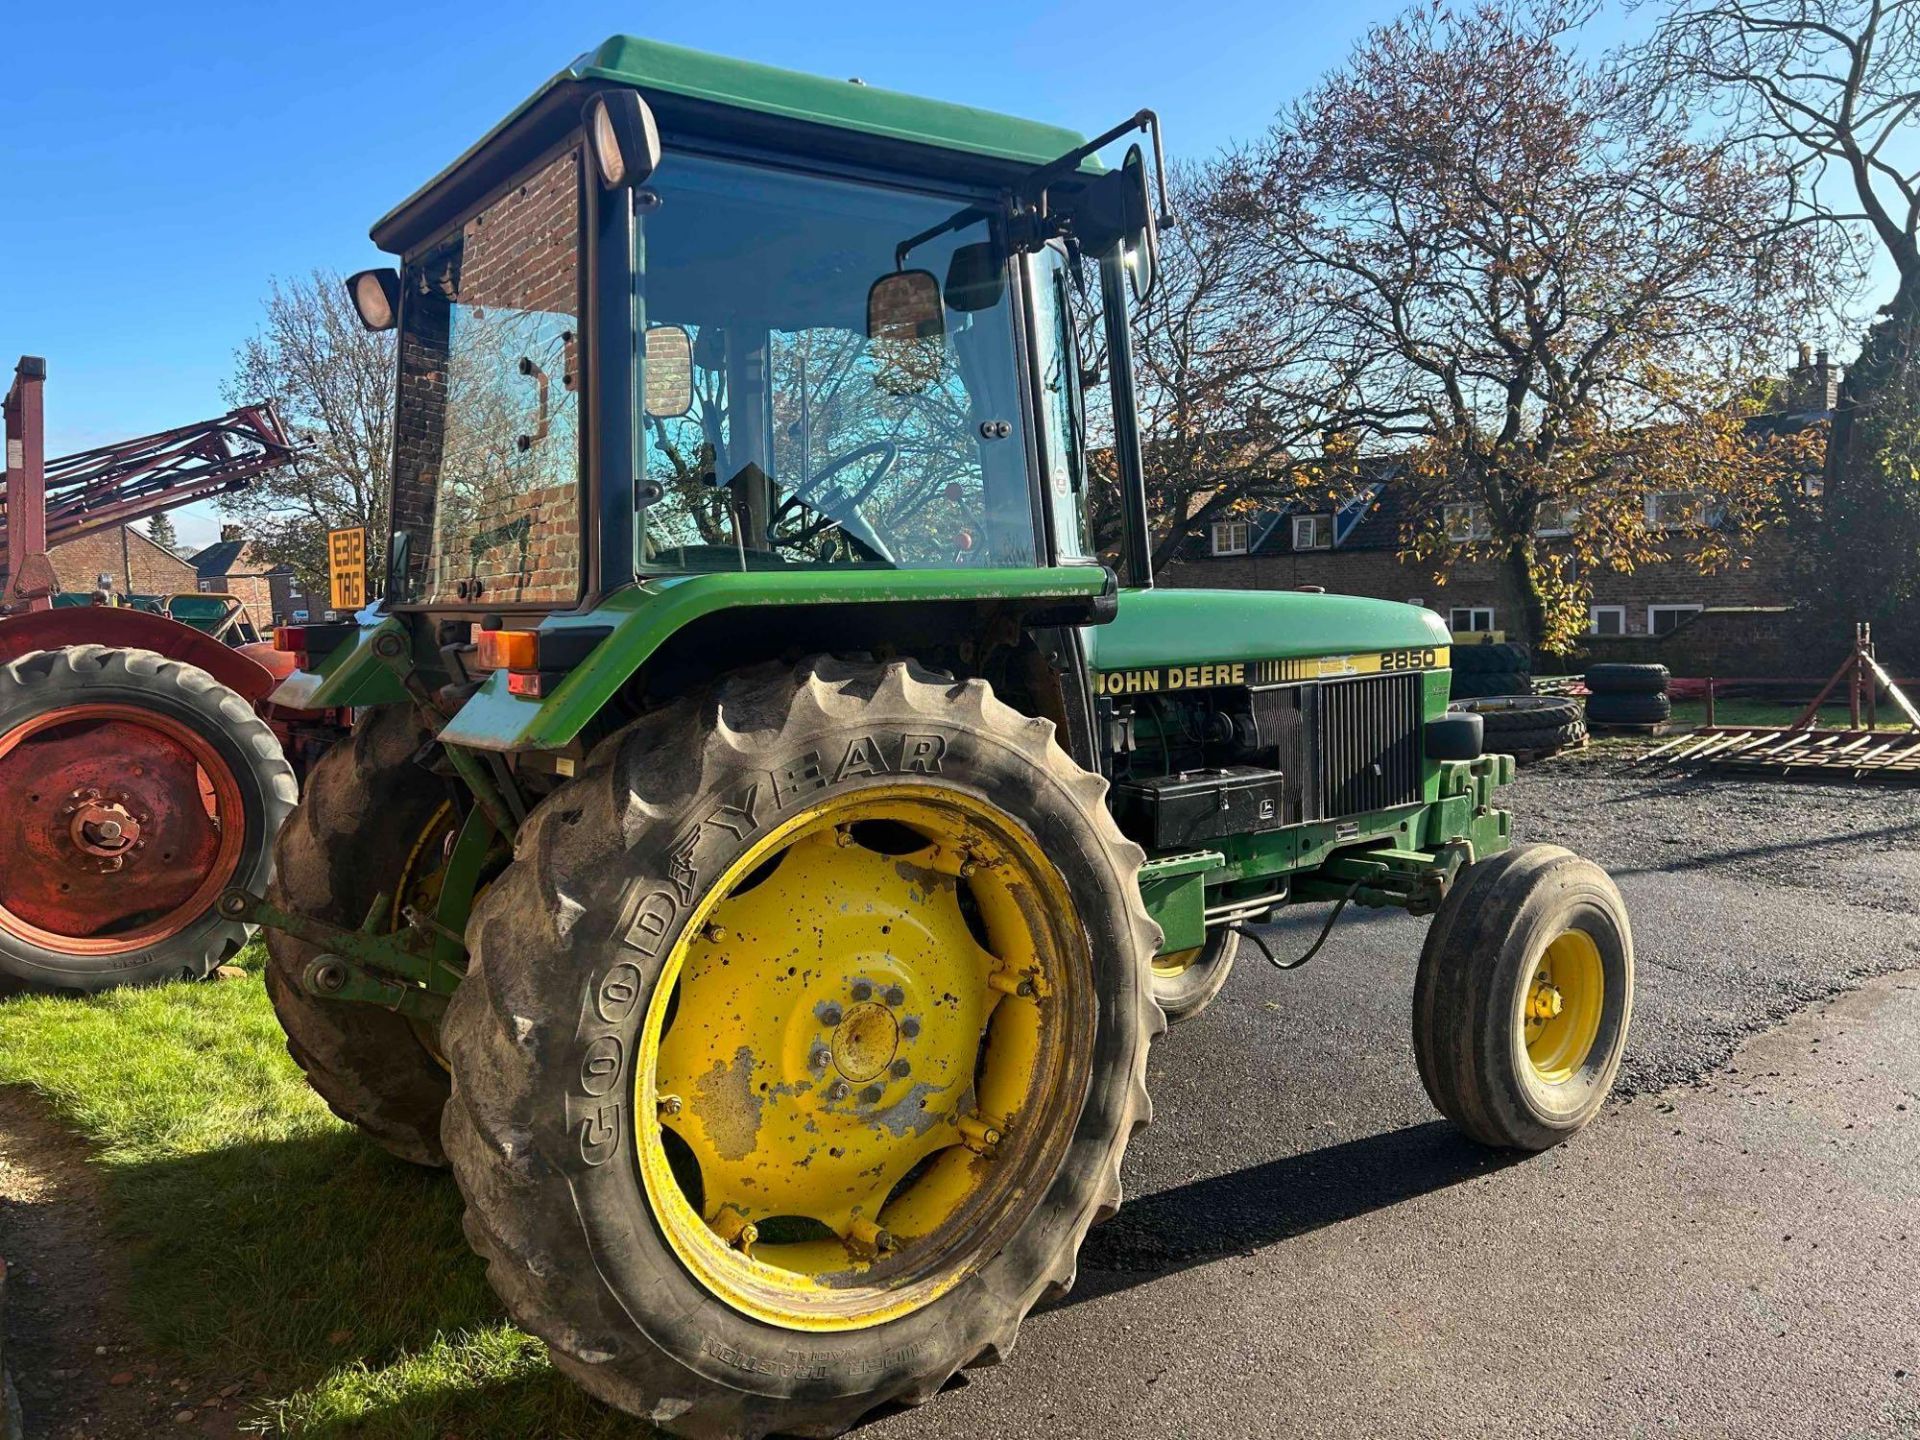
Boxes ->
[643,325,693,418]
[944,243,1006,313]
[1120,144,1159,305]
[867,270,946,395]
[867,270,944,343]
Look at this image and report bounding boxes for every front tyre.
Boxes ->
[1151,927,1239,1023]
[441,659,1162,1438]
[1412,845,1633,1151]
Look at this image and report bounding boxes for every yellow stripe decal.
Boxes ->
[1092,646,1448,697]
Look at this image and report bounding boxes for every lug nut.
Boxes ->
[703,923,728,943]
[890,1059,911,1079]
[900,1018,921,1040]
[883,985,905,1007]
[851,981,873,1002]
[820,1003,843,1027]
[808,1047,832,1071]
[826,1080,850,1102]
[860,1085,884,1104]
[658,1093,684,1117]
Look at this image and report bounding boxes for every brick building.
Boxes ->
[1162,350,1839,658]
[189,525,297,625]
[0,523,197,600]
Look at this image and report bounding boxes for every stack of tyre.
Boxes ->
[1583,662,1671,729]
[1450,695,1587,759]
[1449,641,1530,700]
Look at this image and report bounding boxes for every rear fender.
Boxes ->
[0,607,277,702]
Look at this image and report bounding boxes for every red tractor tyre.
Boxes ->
[0,645,296,994]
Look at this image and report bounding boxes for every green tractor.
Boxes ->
[242,37,1634,1437]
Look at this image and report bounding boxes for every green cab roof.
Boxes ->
[373,36,1092,252]
[576,36,1089,168]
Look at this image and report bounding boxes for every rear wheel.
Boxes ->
[0,645,294,994]
[442,658,1161,1438]
[1152,927,1239,1023]
[263,705,457,1167]
[1413,845,1633,1151]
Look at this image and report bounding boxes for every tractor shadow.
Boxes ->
[1052,1120,1517,1311]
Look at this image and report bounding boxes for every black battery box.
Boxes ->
[1110,766,1287,850]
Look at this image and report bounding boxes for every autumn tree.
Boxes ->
[1216,0,1825,650]
[1640,0,1920,628]
[1076,163,1362,568]
[221,270,394,595]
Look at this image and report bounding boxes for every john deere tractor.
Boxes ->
[244,38,1634,1437]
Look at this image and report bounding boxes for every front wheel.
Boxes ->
[1151,927,1239,1023]
[1412,845,1633,1151]
[441,658,1162,1438]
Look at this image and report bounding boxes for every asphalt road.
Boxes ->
[866,763,1920,1440]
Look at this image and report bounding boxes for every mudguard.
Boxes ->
[0,607,277,703]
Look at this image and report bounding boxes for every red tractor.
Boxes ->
[0,355,329,993]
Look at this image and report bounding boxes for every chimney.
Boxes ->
[220,523,244,543]
[1786,343,1840,412]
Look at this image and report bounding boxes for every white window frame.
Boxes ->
[1647,492,1707,530]
[1293,514,1333,550]
[1536,498,1580,538]
[1450,606,1495,633]
[1209,519,1250,556]
[1589,605,1626,636]
[1648,604,1702,635]
[1443,502,1490,543]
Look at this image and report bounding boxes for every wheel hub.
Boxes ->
[0,704,244,953]
[637,788,1088,1332]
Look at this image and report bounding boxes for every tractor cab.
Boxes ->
[343,38,1165,625]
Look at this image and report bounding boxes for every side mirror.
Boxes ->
[867,270,946,395]
[1120,143,1159,305]
[584,90,661,190]
[346,268,401,332]
[867,270,944,342]
[944,242,1006,313]
[643,325,693,418]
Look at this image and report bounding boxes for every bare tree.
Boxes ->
[1640,0,1920,623]
[1217,0,1828,650]
[222,269,394,594]
[1078,163,1361,567]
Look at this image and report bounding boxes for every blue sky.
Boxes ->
[0,0,1874,553]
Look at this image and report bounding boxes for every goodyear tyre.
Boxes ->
[264,705,457,1167]
[441,658,1162,1438]
[1413,845,1633,1151]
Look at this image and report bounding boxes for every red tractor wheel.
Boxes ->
[0,645,296,994]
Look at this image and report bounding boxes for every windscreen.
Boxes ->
[389,149,583,605]
[635,154,1039,572]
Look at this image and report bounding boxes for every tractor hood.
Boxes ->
[1086,588,1449,679]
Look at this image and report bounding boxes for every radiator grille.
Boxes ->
[1317,673,1424,818]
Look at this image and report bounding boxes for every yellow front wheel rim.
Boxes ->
[1523,930,1605,1084]
[635,784,1090,1332]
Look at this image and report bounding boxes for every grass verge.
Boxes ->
[0,943,646,1438]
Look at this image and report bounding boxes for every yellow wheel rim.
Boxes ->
[1152,946,1201,979]
[635,783,1091,1332]
[1523,930,1605,1084]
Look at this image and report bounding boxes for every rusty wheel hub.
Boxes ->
[0,704,246,954]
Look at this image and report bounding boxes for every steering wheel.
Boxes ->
[776,441,899,524]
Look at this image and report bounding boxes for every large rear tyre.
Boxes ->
[0,645,295,994]
[263,705,456,1168]
[1412,845,1633,1152]
[441,658,1162,1439]
[1152,927,1239,1023]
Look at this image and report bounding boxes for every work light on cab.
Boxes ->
[585,90,660,190]
[345,269,401,332]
